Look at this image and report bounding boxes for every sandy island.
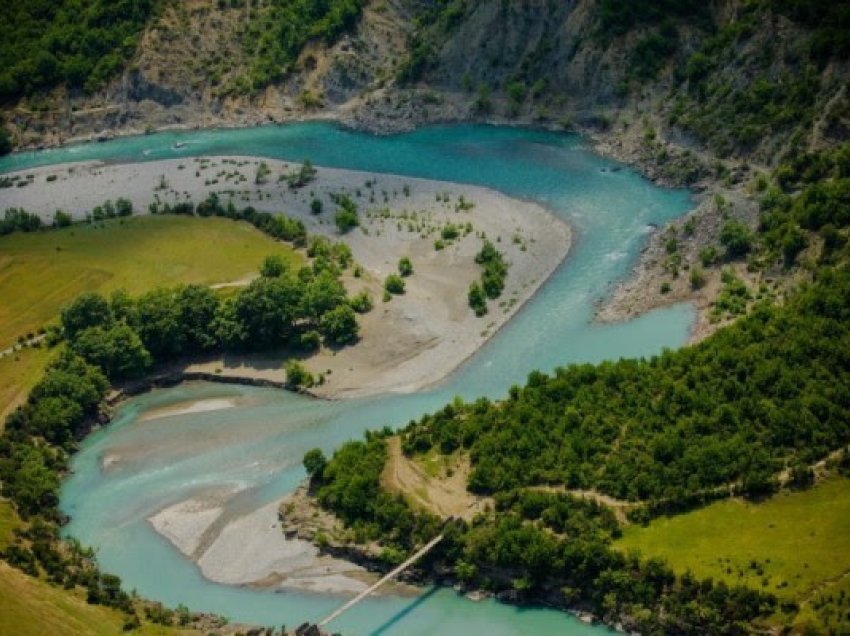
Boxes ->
[2,155,571,594]
[148,491,417,596]
[2,156,571,399]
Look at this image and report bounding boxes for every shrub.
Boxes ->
[720,220,755,258]
[260,254,287,278]
[303,448,327,481]
[398,257,414,277]
[690,267,707,290]
[349,290,374,314]
[468,281,487,316]
[319,304,359,345]
[384,274,405,295]
[300,330,321,351]
[53,210,73,228]
[285,360,314,389]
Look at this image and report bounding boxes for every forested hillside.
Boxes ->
[2,0,847,167]
[311,143,850,633]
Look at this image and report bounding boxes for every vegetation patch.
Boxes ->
[0,214,301,351]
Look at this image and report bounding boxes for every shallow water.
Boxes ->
[4,124,695,633]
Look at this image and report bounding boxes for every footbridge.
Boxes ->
[315,531,445,629]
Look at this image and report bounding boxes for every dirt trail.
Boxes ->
[528,485,636,525]
[381,437,490,521]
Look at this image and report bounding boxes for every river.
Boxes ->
[1,123,695,634]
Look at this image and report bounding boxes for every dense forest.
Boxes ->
[0,0,370,103]
[0,0,162,101]
[235,0,368,94]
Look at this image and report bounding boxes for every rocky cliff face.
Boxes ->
[5,0,847,172]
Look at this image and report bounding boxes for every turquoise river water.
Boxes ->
[1,124,696,634]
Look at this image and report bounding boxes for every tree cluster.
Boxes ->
[468,240,507,316]
[311,435,777,634]
[0,0,161,101]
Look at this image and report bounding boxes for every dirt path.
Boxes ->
[528,485,636,525]
[381,437,490,521]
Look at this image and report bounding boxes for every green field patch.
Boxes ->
[0,215,301,350]
[615,477,850,602]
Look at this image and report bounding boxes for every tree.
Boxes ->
[28,396,84,445]
[29,353,109,415]
[398,257,414,277]
[61,293,113,339]
[285,360,314,389]
[310,198,324,214]
[333,193,359,233]
[178,285,220,353]
[115,198,133,217]
[70,324,152,380]
[235,277,303,347]
[260,254,288,278]
[303,448,327,481]
[349,290,373,313]
[384,274,405,295]
[53,210,73,228]
[302,270,347,321]
[255,161,271,185]
[136,288,184,357]
[319,304,359,345]
[468,281,487,316]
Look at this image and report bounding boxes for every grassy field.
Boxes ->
[0,346,55,423]
[0,560,199,636]
[615,477,850,631]
[0,215,301,351]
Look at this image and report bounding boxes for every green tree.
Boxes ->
[234,277,303,347]
[384,274,405,295]
[70,324,152,380]
[468,281,487,316]
[303,448,327,481]
[178,285,220,353]
[719,220,755,258]
[260,254,288,278]
[320,304,359,345]
[285,360,314,389]
[61,292,113,339]
[398,257,414,277]
[334,194,360,233]
[136,288,184,357]
[302,270,347,321]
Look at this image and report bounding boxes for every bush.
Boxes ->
[303,448,327,481]
[398,257,414,277]
[310,198,324,214]
[300,330,321,351]
[319,304,359,345]
[690,267,706,290]
[384,274,405,295]
[285,360,314,389]
[468,281,487,316]
[334,194,359,233]
[720,220,754,258]
[260,254,287,278]
[115,198,133,217]
[349,290,374,314]
[53,210,73,228]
